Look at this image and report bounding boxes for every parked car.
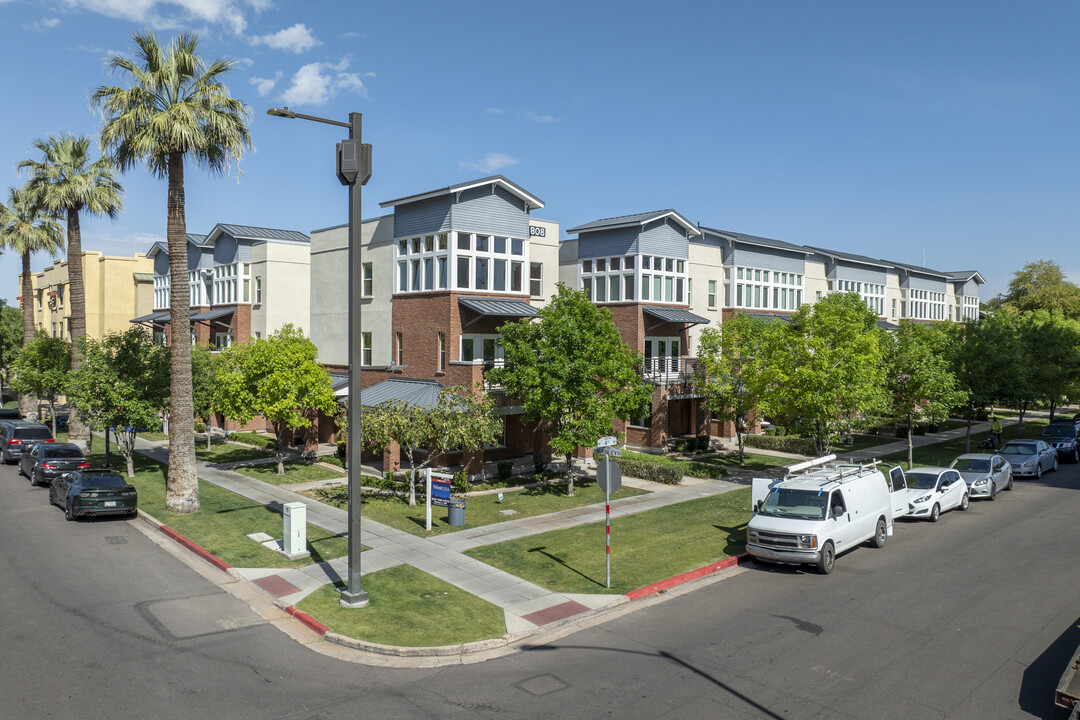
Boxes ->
[904,467,969,521]
[0,421,54,464]
[0,408,22,421]
[999,439,1058,478]
[49,470,138,521]
[19,442,88,487]
[1039,421,1080,462]
[949,453,1013,500]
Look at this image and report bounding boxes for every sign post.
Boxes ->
[595,440,622,588]
[426,469,453,531]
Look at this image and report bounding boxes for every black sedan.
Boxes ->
[49,470,138,521]
[20,442,88,487]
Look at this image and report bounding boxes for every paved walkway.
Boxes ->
[130,437,746,635]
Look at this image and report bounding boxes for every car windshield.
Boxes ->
[82,475,127,488]
[951,458,989,472]
[46,448,84,459]
[1001,443,1036,456]
[760,488,827,520]
[906,471,940,490]
[1042,425,1074,437]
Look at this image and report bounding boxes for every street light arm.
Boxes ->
[266,107,351,129]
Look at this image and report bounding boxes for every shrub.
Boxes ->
[669,438,689,453]
[336,441,347,460]
[452,469,470,493]
[228,431,277,450]
[695,434,711,452]
[194,421,205,433]
[614,455,685,485]
[743,434,817,456]
[497,461,513,481]
[534,461,547,475]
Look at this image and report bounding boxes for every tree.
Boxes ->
[362,385,501,507]
[215,325,335,475]
[66,328,170,477]
[885,322,965,469]
[491,284,653,496]
[757,292,889,455]
[695,313,767,465]
[0,302,21,387]
[19,133,123,451]
[9,334,71,433]
[0,185,63,418]
[191,343,220,450]
[994,260,1080,319]
[1018,311,1080,422]
[93,31,253,513]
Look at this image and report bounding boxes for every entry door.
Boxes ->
[644,338,680,374]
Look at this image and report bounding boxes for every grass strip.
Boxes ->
[880,418,1051,468]
[295,565,506,646]
[231,461,346,486]
[465,488,751,595]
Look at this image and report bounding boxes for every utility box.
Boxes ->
[281,502,310,560]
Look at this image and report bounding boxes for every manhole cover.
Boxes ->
[514,674,568,696]
[105,536,128,545]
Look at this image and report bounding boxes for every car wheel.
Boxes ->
[960,494,969,511]
[1053,456,1060,472]
[816,541,835,574]
[1007,475,1014,491]
[1036,463,1043,479]
[64,499,75,521]
[1073,448,1079,464]
[871,518,888,548]
[18,462,24,478]
[930,503,941,522]
[990,483,997,501]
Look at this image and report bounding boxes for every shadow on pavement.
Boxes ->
[1019,615,1080,718]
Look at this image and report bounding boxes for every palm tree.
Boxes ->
[92,31,252,514]
[0,185,64,418]
[20,134,123,450]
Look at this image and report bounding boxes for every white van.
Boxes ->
[747,456,895,574]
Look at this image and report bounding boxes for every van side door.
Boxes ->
[888,466,908,519]
[828,489,859,550]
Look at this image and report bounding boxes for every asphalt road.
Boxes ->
[2,456,1079,720]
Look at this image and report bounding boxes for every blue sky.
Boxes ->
[0,0,1077,305]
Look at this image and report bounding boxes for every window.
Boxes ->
[708,280,717,309]
[395,332,403,366]
[438,332,446,373]
[530,262,542,297]
[438,258,448,289]
[361,332,372,366]
[457,257,470,288]
[362,263,373,297]
[493,259,506,291]
[214,332,234,350]
[511,261,523,292]
[475,257,489,290]
[731,265,804,311]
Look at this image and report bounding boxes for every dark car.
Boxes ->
[20,442,88,487]
[1039,420,1080,462]
[49,470,138,521]
[0,421,54,463]
[0,408,23,421]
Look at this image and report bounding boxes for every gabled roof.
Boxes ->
[206,223,309,244]
[886,260,951,280]
[807,246,891,270]
[699,227,813,256]
[146,235,205,258]
[568,210,700,237]
[947,270,986,285]
[379,175,544,211]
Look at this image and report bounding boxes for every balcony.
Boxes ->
[641,356,701,388]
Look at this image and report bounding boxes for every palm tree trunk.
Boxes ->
[65,208,91,450]
[164,152,199,514]
[19,253,35,419]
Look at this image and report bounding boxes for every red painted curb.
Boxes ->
[158,524,232,573]
[626,554,749,601]
[285,605,330,636]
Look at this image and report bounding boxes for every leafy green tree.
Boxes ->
[66,328,170,477]
[1018,310,1080,422]
[491,284,653,496]
[996,260,1080,319]
[93,31,253,513]
[0,302,21,387]
[19,133,124,450]
[757,292,889,455]
[695,313,767,465]
[9,334,71,433]
[362,385,501,507]
[0,185,63,418]
[885,322,965,469]
[191,343,220,450]
[215,325,335,475]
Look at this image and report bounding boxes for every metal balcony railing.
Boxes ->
[640,356,701,387]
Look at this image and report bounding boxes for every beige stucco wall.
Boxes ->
[250,240,311,339]
[802,258,829,310]
[527,217,560,307]
[686,237,725,354]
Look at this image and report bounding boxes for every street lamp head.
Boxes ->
[266,107,297,119]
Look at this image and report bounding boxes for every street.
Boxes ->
[1,456,1078,719]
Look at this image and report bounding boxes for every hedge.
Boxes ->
[743,434,817,456]
[613,455,685,484]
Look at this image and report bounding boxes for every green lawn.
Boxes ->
[881,417,1051,468]
[465,488,751,595]
[705,451,795,470]
[295,566,506,646]
[310,479,648,536]
[195,442,274,464]
[231,460,346,486]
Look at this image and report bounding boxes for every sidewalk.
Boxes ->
[130,436,748,643]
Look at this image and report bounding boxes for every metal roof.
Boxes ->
[641,306,710,325]
[739,311,794,324]
[807,246,892,269]
[130,310,171,324]
[190,308,234,322]
[132,273,154,282]
[458,296,538,318]
[567,210,700,237]
[884,260,951,280]
[207,224,310,244]
[700,227,813,256]
[328,372,349,391]
[877,319,900,330]
[947,270,986,284]
[378,175,544,211]
[353,378,446,408]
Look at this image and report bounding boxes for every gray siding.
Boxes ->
[213,235,238,265]
[731,246,805,274]
[958,279,980,296]
[154,253,169,276]
[638,218,689,258]
[451,185,529,238]
[904,274,947,292]
[394,196,452,238]
[831,263,886,284]
[577,227,640,258]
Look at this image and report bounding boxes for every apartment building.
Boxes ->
[24,251,154,340]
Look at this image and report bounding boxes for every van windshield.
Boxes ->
[760,488,827,520]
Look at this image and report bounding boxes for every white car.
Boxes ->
[904,467,969,521]
[949,453,1013,500]
[999,439,1058,478]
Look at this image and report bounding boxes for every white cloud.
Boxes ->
[62,0,251,34]
[485,107,505,115]
[525,111,558,123]
[459,152,518,174]
[30,17,63,30]
[249,71,282,96]
[279,58,370,106]
[252,23,319,54]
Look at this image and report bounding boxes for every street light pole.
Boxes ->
[268,106,370,608]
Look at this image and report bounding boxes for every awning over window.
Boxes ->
[190,308,234,322]
[130,310,171,324]
[458,296,538,318]
[641,306,710,326]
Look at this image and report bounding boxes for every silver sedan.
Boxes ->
[950,453,1013,499]
[999,439,1058,478]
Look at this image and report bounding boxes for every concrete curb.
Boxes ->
[625,554,750,601]
[136,509,232,574]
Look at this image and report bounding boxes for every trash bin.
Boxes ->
[448,498,466,526]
